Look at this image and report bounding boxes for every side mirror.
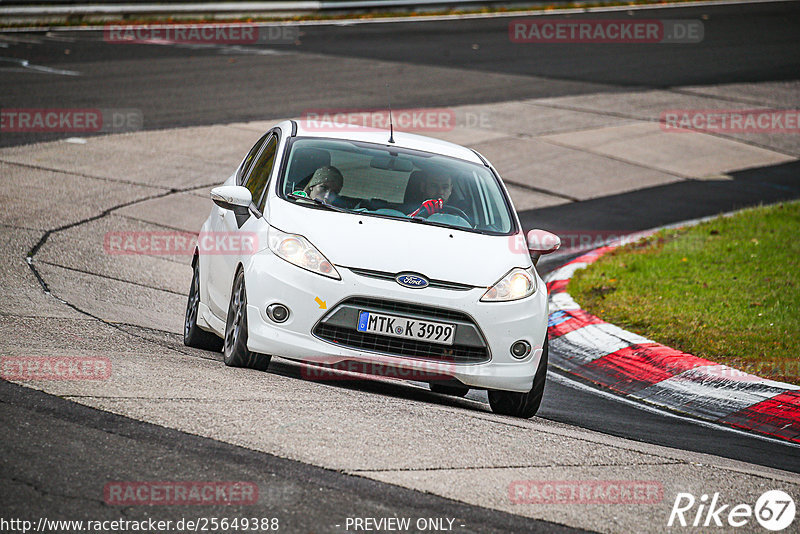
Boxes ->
[211,185,252,210]
[526,229,561,265]
[211,185,253,227]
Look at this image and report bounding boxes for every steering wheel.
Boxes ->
[421,205,474,227]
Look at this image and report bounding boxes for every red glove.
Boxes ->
[409,198,444,218]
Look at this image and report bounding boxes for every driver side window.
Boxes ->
[243,134,278,211]
[238,133,270,184]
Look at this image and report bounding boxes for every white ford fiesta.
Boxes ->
[184,120,561,418]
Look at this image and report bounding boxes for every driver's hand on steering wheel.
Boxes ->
[409,198,444,218]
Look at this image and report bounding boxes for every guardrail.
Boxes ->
[1,0,536,17]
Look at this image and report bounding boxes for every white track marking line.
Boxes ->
[548,369,800,449]
[138,40,291,56]
[0,57,79,76]
[44,33,76,42]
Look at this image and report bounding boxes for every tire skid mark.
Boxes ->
[23,181,221,357]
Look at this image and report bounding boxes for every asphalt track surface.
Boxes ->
[1,1,799,148]
[1,1,800,531]
[1,380,578,532]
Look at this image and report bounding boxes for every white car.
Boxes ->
[184,120,560,418]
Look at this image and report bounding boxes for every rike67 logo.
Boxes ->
[668,490,795,531]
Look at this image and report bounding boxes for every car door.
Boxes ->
[207,131,279,319]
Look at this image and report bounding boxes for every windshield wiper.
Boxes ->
[379,212,464,231]
[287,193,349,213]
[407,216,463,230]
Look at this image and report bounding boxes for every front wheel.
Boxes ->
[488,337,549,418]
[223,268,271,371]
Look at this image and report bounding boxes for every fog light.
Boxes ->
[510,340,531,359]
[266,304,289,323]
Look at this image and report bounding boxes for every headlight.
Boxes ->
[268,227,340,280]
[481,267,537,302]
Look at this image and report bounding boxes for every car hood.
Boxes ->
[267,198,530,287]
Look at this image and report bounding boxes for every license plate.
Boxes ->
[356,311,456,345]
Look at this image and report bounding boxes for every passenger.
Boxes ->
[300,166,344,204]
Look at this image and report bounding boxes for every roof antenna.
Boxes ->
[385,81,395,144]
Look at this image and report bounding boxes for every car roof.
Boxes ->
[284,120,485,165]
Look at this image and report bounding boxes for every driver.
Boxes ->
[408,172,453,217]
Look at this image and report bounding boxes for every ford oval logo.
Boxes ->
[395,273,429,289]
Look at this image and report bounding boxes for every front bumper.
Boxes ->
[243,253,548,393]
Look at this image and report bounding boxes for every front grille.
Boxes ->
[348,268,475,291]
[314,324,489,364]
[312,297,490,364]
[343,297,471,322]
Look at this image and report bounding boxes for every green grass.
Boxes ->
[567,202,800,385]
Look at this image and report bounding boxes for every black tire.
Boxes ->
[430,382,470,397]
[223,268,271,371]
[488,337,549,418]
[184,259,223,351]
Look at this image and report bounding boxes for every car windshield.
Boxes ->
[279,137,515,234]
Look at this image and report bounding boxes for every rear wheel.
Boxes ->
[429,382,469,397]
[184,260,223,351]
[223,268,271,371]
[488,337,549,418]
